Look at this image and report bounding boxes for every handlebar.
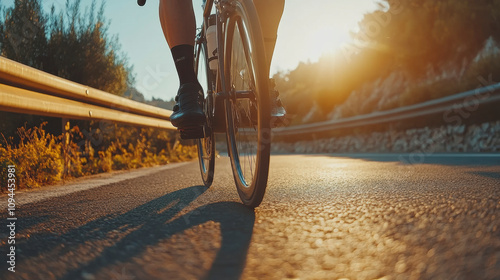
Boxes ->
[138,0,146,6]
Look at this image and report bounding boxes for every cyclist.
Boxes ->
[159,0,286,133]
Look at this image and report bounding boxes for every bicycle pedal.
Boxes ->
[179,126,205,139]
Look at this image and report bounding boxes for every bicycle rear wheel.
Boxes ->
[223,0,271,207]
[195,39,215,187]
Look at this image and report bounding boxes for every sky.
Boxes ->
[3,0,379,101]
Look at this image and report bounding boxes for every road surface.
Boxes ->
[1,154,499,280]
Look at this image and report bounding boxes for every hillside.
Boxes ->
[124,87,175,111]
[274,0,500,125]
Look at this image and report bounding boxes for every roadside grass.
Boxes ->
[0,123,197,191]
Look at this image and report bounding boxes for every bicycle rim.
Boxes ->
[195,40,215,187]
[224,0,271,207]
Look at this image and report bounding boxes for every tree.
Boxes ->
[357,0,500,74]
[45,0,131,95]
[0,0,133,140]
[274,0,500,124]
[0,0,48,69]
[0,0,132,96]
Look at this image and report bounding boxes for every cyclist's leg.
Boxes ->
[253,0,285,70]
[159,0,195,48]
[254,0,287,121]
[159,0,204,129]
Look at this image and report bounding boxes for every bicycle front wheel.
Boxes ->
[223,0,271,207]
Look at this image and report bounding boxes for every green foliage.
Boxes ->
[45,0,131,95]
[0,0,132,96]
[0,0,48,69]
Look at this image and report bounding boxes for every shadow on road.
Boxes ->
[2,185,255,280]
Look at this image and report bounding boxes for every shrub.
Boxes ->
[0,122,198,192]
[0,123,63,189]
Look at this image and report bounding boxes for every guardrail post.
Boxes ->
[62,118,70,178]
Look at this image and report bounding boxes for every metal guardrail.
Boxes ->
[1,56,499,134]
[0,57,175,130]
[273,82,500,137]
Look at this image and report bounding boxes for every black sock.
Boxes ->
[171,44,197,86]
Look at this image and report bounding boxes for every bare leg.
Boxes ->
[253,0,285,70]
[159,0,196,48]
[254,0,287,122]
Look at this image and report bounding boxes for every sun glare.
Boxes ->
[308,25,344,58]
[271,0,377,73]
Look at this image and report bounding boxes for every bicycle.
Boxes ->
[138,0,271,207]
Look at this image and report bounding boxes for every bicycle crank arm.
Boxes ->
[234,90,255,100]
[216,90,255,100]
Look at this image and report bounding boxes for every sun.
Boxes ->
[271,0,378,73]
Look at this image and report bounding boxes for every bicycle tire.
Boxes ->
[223,0,271,207]
[194,39,215,187]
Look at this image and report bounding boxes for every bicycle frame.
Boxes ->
[199,0,242,133]
[203,0,228,100]
[140,0,272,207]
[202,0,258,122]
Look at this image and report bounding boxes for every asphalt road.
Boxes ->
[1,154,499,280]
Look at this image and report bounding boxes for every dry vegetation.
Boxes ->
[0,123,197,191]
